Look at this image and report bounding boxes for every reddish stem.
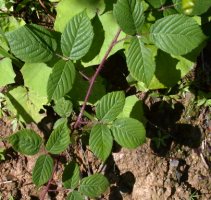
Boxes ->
[74,29,121,129]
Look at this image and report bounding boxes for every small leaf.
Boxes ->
[67,191,84,200]
[62,161,80,189]
[8,129,42,155]
[32,155,53,187]
[6,24,57,62]
[89,124,113,161]
[47,60,75,101]
[113,0,145,35]
[45,121,70,154]
[53,98,73,118]
[127,37,156,86]
[111,118,146,148]
[150,14,206,55]
[61,11,94,60]
[53,118,68,129]
[96,91,125,122]
[79,174,109,198]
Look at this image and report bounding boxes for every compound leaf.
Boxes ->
[62,161,80,189]
[8,129,42,155]
[111,118,146,148]
[79,174,109,198]
[150,14,206,55]
[61,11,94,60]
[127,37,155,86]
[113,0,145,35]
[96,91,125,122]
[32,155,53,187]
[45,121,70,154]
[89,124,113,162]
[6,24,57,62]
[47,60,75,101]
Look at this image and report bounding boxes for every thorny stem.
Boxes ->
[40,158,58,200]
[74,29,121,129]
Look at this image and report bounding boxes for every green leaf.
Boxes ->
[45,121,70,154]
[21,62,52,100]
[67,191,84,200]
[47,60,75,101]
[53,98,73,118]
[8,129,42,155]
[62,161,80,189]
[79,174,109,198]
[54,0,105,32]
[111,118,146,148]
[150,14,206,55]
[6,24,57,62]
[117,95,146,123]
[32,155,54,187]
[96,91,125,122]
[173,0,211,15]
[89,124,113,161]
[126,37,155,86]
[113,0,145,35]
[6,86,46,123]
[146,0,166,8]
[61,11,94,60]
[0,58,15,87]
[82,12,126,67]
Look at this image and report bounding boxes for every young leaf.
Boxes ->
[62,161,80,189]
[89,124,113,162]
[45,121,70,154]
[150,14,206,55]
[111,118,146,148]
[126,37,155,86]
[53,97,73,118]
[6,24,57,62]
[61,11,94,60]
[79,174,109,198]
[53,118,68,129]
[113,0,145,35]
[67,191,84,200]
[8,129,42,155]
[96,91,125,122]
[47,60,75,101]
[32,155,53,187]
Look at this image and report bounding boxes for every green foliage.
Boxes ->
[1,0,210,198]
[32,155,54,187]
[8,129,42,155]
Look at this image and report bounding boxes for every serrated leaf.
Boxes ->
[45,121,70,154]
[6,24,57,62]
[111,118,146,148]
[47,60,75,101]
[113,0,145,35]
[53,98,73,118]
[32,155,53,187]
[62,161,80,189]
[61,11,94,60]
[146,0,166,8]
[0,58,15,87]
[96,91,125,122]
[67,191,84,200]
[89,124,113,161]
[150,14,206,55]
[79,174,109,198]
[53,118,68,129]
[8,129,42,155]
[127,37,155,86]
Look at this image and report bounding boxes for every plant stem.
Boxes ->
[40,158,58,200]
[74,29,121,129]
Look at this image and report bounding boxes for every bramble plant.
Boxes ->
[0,0,210,199]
